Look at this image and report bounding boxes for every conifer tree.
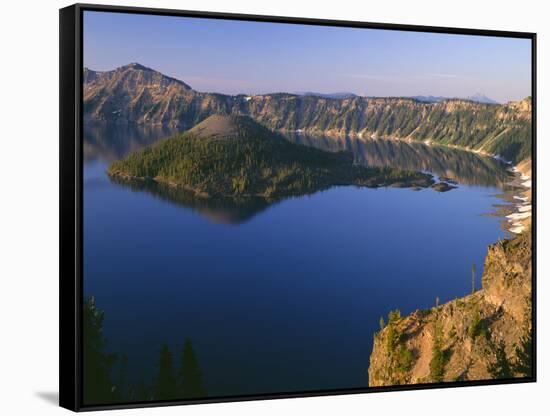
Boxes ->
[82,297,117,405]
[472,263,476,294]
[179,340,205,398]
[513,329,533,377]
[430,321,445,382]
[488,341,513,379]
[154,344,177,400]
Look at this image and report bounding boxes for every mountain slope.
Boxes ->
[108,115,434,198]
[85,64,532,163]
[244,95,531,163]
[84,63,230,127]
[368,229,532,386]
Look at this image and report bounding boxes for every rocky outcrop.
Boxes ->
[368,230,532,386]
[84,64,532,164]
[431,182,458,192]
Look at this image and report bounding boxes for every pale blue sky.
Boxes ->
[83,11,532,103]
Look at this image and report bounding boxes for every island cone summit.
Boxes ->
[187,114,271,140]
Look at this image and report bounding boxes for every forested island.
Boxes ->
[108,114,435,198]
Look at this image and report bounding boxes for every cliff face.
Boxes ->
[84,64,230,128]
[83,64,532,164]
[368,230,532,386]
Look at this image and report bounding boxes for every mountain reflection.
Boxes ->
[109,176,273,224]
[85,123,512,224]
[285,133,512,188]
[84,122,179,162]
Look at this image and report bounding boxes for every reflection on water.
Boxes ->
[286,133,512,188]
[84,123,512,225]
[110,176,274,225]
[84,122,179,163]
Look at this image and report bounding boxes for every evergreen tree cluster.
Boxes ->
[82,297,205,405]
[109,115,432,198]
[429,321,446,382]
[380,309,416,382]
[153,341,205,401]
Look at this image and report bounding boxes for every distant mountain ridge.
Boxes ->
[295,91,358,99]
[411,95,449,103]
[84,63,532,163]
[412,93,498,104]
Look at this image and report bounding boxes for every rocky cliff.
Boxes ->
[84,64,532,164]
[84,63,229,127]
[368,230,532,386]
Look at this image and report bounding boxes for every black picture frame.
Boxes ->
[60,3,537,412]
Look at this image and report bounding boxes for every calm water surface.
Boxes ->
[83,124,512,397]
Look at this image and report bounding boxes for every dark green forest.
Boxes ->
[108,115,434,198]
[83,297,205,405]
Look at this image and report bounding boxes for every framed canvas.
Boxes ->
[59,3,536,411]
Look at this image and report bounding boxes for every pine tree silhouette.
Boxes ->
[82,297,117,405]
[179,340,205,398]
[154,344,177,400]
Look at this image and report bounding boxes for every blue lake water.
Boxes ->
[83,124,512,397]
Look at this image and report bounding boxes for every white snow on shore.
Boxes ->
[505,164,531,234]
[514,195,529,202]
[506,211,531,220]
[510,225,525,234]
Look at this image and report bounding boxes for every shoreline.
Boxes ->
[505,159,532,234]
[107,166,436,200]
[288,128,521,169]
[300,131,533,234]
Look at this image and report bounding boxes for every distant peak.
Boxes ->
[112,62,192,90]
[465,93,499,104]
[120,62,153,71]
